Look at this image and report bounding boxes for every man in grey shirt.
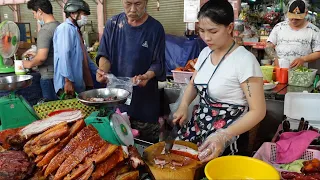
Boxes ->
[23,0,59,101]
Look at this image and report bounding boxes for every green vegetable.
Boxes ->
[279,159,305,173]
[295,66,312,72]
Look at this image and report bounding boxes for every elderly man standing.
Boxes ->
[265,0,320,68]
[54,0,98,98]
[96,0,165,143]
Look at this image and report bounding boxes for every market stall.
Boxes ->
[0,86,280,180]
[4,79,320,179]
[1,0,320,179]
[0,77,215,179]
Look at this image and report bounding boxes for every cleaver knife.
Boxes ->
[164,123,179,154]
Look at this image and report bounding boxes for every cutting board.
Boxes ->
[143,140,204,180]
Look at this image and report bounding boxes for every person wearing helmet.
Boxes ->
[23,0,60,101]
[53,0,98,98]
[95,0,165,143]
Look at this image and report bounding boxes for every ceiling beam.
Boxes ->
[7,4,17,11]
[0,0,27,5]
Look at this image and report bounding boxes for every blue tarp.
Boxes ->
[165,34,207,74]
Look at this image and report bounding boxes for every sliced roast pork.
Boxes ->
[20,110,84,138]
[162,144,199,160]
[154,157,167,168]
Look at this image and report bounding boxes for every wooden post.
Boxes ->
[8,4,21,22]
[15,4,21,22]
[97,0,105,40]
[228,0,240,19]
[62,0,67,21]
[55,0,66,21]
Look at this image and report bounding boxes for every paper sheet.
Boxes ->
[184,0,200,22]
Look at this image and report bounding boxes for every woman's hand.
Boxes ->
[172,104,188,127]
[198,129,234,163]
[290,57,305,68]
[96,69,108,84]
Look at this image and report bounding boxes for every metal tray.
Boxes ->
[77,88,130,107]
[0,75,32,91]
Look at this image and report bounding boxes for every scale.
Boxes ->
[77,88,134,146]
[0,75,39,130]
[0,21,20,73]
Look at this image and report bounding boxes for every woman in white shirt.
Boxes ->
[173,0,266,162]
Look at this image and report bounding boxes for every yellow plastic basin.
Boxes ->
[205,156,280,180]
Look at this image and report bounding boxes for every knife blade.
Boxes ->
[159,115,172,142]
[164,124,179,154]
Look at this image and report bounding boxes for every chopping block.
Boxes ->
[143,141,205,180]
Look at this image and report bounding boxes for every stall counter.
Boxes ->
[265,83,314,101]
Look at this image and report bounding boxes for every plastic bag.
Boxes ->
[106,74,137,105]
[169,81,199,125]
[22,45,37,60]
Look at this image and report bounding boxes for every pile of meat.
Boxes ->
[23,121,143,180]
[173,58,198,72]
[1,110,144,180]
[282,158,320,180]
[86,96,118,102]
[153,143,199,169]
[0,150,34,180]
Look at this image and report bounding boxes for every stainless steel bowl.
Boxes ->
[77,88,130,107]
[0,75,33,91]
